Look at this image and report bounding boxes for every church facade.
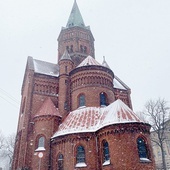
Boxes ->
[12,1,156,170]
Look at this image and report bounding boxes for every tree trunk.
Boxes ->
[160,143,167,170]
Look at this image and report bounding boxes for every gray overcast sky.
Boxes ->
[0,0,170,136]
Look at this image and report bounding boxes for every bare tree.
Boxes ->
[144,98,170,170]
[0,133,15,169]
[0,130,5,150]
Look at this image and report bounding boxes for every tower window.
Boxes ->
[38,137,44,147]
[80,45,83,53]
[84,46,87,53]
[100,92,107,106]
[57,153,64,170]
[66,46,69,53]
[80,45,87,53]
[70,45,73,53]
[65,66,68,73]
[79,94,85,107]
[137,137,151,162]
[35,136,45,151]
[102,140,110,165]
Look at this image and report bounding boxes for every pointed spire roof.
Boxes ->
[102,56,110,68]
[34,97,62,117]
[77,55,101,67]
[66,0,85,28]
[60,50,72,61]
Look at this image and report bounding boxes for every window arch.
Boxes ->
[102,140,110,163]
[100,92,107,106]
[137,137,149,160]
[79,94,85,107]
[57,153,64,170]
[76,145,85,163]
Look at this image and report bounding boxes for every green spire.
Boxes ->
[66,0,85,28]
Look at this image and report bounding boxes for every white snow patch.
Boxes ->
[35,147,46,152]
[102,160,110,166]
[140,158,151,163]
[75,162,87,167]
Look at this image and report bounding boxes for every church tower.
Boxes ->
[57,0,95,66]
[12,1,156,170]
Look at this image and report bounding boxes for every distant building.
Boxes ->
[151,120,170,169]
[12,1,156,169]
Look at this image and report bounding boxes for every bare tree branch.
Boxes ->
[0,130,5,150]
[143,98,170,170]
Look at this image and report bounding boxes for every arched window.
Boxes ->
[35,136,45,151]
[79,94,85,107]
[57,154,64,170]
[137,137,149,159]
[102,140,110,164]
[76,145,85,163]
[100,92,107,106]
[84,46,87,53]
[80,45,83,53]
[38,136,45,148]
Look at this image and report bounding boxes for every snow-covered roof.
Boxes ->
[33,59,59,77]
[52,99,141,138]
[34,97,61,118]
[60,50,72,61]
[114,76,130,90]
[77,55,101,67]
[114,78,127,90]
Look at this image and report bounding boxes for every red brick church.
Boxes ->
[12,1,156,169]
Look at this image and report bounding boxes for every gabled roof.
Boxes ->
[34,59,59,77]
[52,99,141,138]
[34,97,61,118]
[26,56,59,77]
[22,57,59,94]
[77,55,101,67]
[66,0,85,28]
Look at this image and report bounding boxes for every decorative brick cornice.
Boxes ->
[70,65,114,77]
[33,115,61,122]
[52,123,151,145]
[97,123,151,137]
